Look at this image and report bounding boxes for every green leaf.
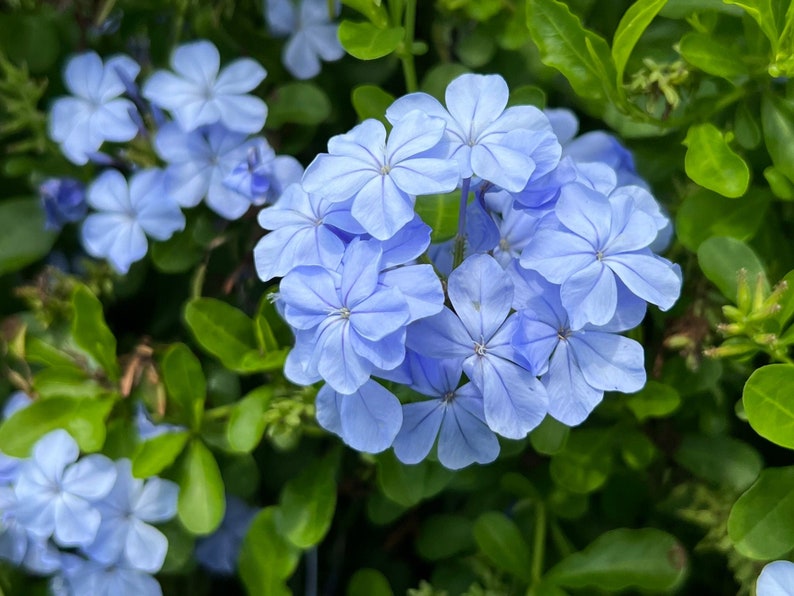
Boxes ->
[728,466,794,559]
[341,0,390,27]
[660,0,743,18]
[456,29,497,68]
[683,123,750,198]
[674,434,763,492]
[25,336,77,369]
[546,528,687,590]
[72,284,120,381]
[734,101,762,149]
[697,236,767,301]
[508,85,547,109]
[762,94,794,184]
[414,189,461,242]
[183,298,258,371]
[351,85,395,124]
[416,514,474,560]
[529,415,570,455]
[227,386,273,453]
[612,0,668,89]
[238,507,300,596]
[743,364,794,449]
[764,166,794,199]
[276,453,338,548]
[624,380,681,421]
[346,569,393,596]
[132,431,190,478]
[550,429,612,494]
[526,0,617,102]
[338,21,405,60]
[376,451,454,507]
[32,366,106,399]
[150,227,204,273]
[0,396,113,456]
[473,511,533,582]
[420,63,470,101]
[162,343,206,429]
[0,198,57,275]
[177,439,225,535]
[620,431,658,470]
[267,82,332,128]
[724,0,778,50]
[678,33,750,79]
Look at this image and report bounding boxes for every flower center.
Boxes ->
[338,307,351,319]
[474,341,487,356]
[596,250,604,261]
[442,390,455,403]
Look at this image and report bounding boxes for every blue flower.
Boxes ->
[49,52,141,165]
[13,430,116,547]
[757,560,794,596]
[57,554,163,596]
[82,459,178,573]
[265,0,345,79]
[154,122,267,220]
[195,495,258,575]
[392,353,499,469]
[407,254,548,439]
[142,40,267,134]
[302,111,459,240]
[0,486,61,575]
[39,178,87,231]
[81,169,186,274]
[223,138,304,204]
[135,403,185,440]
[386,73,559,192]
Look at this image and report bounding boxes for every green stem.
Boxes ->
[530,502,547,584]
[94,0,118,28]
[452,177,471,270]
[400,0,418,93]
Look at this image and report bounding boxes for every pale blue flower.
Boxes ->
[142,40,267,134]
[758,560,794,596]
[58,554,163,596]
[81,169,186,274]
[40,178,87,231]
[223,138,304,204]
[195,495,258,575]
[49,52,141,165]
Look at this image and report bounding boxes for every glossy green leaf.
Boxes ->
[341,0,389,27]
[184,298,258,370]
[728,466,794,559]
[415,189,461,242]
[734,101,762,149]
[416,514,474,560]
[530,415,570,455]
[762,94,794,184]
[526,0,616,102]
[697,236,767,301]
[550,429,612,494]
[724,0,778,49]
[546,528,687,590]
[351,84,395,124]
[473,511,532,581]
[678,33,749,79]
[162,343,206,429]
[676,187,770,251]
[347,569,393,596]
[764,166,794,199]
[624,380,681,421]
[0,396,113,457]
[509,85,547,108]
[177,439,225,535]
[276,453,338,548]
[239,507,300,596]
[612,0,668,88]
[674,434,762,492]
[376,451,454,507]
[660,0,743,18]
[267,82,331,128]
[72,285,120,381]
[132,431,190,478]
[683,123,749,198]
[338,21,405,60]
[32,366,105,399]
[743,364,794,449]
[0,198,57,275]
[227,386,273,453]
[25,336,77,369]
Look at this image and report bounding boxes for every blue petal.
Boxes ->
[605,252,681,311]
[757,560,794,596]
[380,264,445,322]
[543,340,603,426]
[447,254,513,341]
[406,307,473,359]
[568,331,646,393]
[392,400,444,464]
[561,261,617,329]
[439,387,500,469]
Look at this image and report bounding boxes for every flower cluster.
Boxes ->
[0,395,178,595]
[254,73,681,469]
[43,39,302,273]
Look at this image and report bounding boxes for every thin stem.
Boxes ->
[305,547,318,596]
[452,177,471,270]
[530,502,546,585]
[94,0,118,28]
[400,0,418,93]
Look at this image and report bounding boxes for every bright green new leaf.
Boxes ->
[238,507,300,596]
[764,166,794,199]
[546,528,687,590]
[550,429,612,494]
[473,511,533,582]
[351,84,395,124]
[624,380,681,421]
[341,0,389,27]
[683,123,749,198]
[132,431,190,478]
[728,466,794,559]
[376,451,454,507]
[761,94,794,184]
[177,439,225,535]
[415,189,461,242]
[162,343,206,429]
[0,396,113,456]
[227,386,273,453]
[338,21,405,60]
[416,514,474,560]
[612,0,668,89]
[183,298,258,370]
[32,366,106,399]
[276,453,338,548]
[743,364,794,449]
[347,569,393,596]
[660,0,742,18]
[724,0,778,50]
[678,33,749,79]
[526,0,617,103]
[0,198,56,275]
[697,236,767,301]
[267,82,332,128]
[674,434,763,492]
[25,336,77,369]
[72,284,120,381]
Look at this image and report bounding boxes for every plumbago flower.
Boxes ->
[255,72,683,468]
[195,495,258,575]
[757,561,794,596]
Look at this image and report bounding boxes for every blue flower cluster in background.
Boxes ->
[254,73,682,469]
[0,394,178,596]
